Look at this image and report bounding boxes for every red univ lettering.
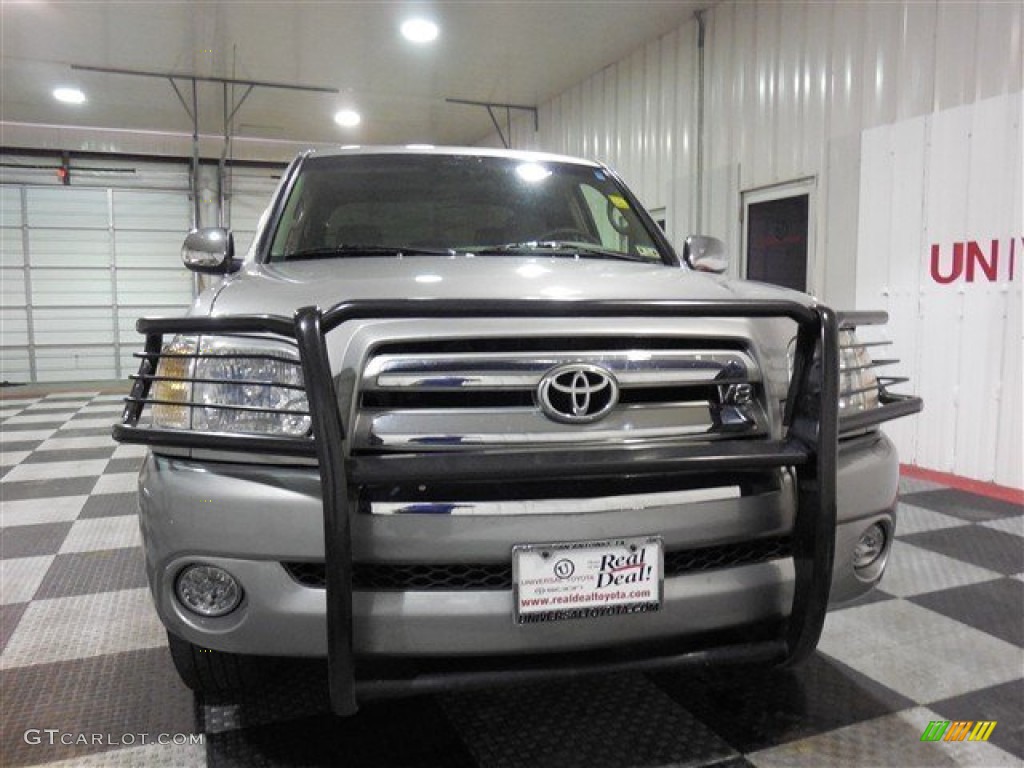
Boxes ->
[929,239,1022,283]
[966,240,998,282]
[931,243,963,283]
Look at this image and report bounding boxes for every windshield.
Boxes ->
[267,154,668,263]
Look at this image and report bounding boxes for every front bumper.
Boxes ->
[138,431,896,660]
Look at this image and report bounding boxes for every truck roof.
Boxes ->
[304,144,603,168]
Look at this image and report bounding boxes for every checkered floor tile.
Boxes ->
[1,390,1022,767]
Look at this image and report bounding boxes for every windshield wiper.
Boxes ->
[283,245,455,261]
[464,241,654,263]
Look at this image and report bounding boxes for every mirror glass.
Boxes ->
[683,235,728,274]
[182,228,234,272]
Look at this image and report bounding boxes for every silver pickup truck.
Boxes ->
[114,147,921,715]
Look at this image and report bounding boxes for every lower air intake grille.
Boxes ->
[664,536,792,574]
[282,536,791,591]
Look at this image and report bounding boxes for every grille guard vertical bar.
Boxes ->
[293,307,357,716]
[784,306,838,661]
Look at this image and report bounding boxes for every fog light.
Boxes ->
[176,564,241,617]
[854,523,887,569]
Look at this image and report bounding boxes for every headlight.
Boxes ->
[839,330,881,413]
[151,336,197,429]
[150,334,311,437]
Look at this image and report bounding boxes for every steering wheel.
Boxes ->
[535,227,600,244]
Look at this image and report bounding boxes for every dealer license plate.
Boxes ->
[513,536,663,624]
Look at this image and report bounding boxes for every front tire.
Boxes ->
[166,631,276,694]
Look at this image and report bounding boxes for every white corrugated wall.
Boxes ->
[496,0,1022,487]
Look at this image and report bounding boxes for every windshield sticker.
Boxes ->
[594,171,607,181]
[608,194,630,210]
[636,245,660,259]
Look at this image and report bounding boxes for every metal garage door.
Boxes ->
[224,166,283,257]
[1,158,193,384]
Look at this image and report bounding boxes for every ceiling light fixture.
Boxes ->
[334,109,361,128]
[53,87,86,105]
[401,18,439,44]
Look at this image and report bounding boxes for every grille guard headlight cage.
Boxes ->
[146,334,312,439]
[833,310,921,434]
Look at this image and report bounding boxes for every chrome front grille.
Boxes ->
[353,338,767,451]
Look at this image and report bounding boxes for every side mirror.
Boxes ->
[682,235,728,274]
[182,228,239,274]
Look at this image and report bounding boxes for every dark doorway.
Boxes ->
[745,194,809,292]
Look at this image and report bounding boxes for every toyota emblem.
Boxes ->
[537,364,619,424]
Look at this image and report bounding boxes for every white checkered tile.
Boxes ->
[981,515,1024,538]
[0,450,31,468]
[2,459,111,484]
[5,413,79,425]
[59,517,142,554]
[37,435,117,451]
[895,503,972,536]
[92,473,139,496]
[1,496,89,528]
[59,417,118,431]
[77,403,126,415]
[0,398,41,407]
[820,601,1024,703]
[0,555,55,605]
[27,401,89,411]
[1,588,166,669]
[0,428,58,443]
[111,444,149,460]
[878,541,1003,598]
[35,742,206,768]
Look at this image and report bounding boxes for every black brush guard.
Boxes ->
[113,299,922,716]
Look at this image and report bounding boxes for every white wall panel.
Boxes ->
[113,190,189,230]
[114,230,184,270]
[1,187,22,228]
[0,174,192,382]
[28,229,110,268]
[896,2,938,121]
[116,272,192,307]
[857,92,1022,488]
[226,169,282,256]
[0,268,27,306]
[1,347,31,383]
[954,96,1019,485]
[977,0,1023,100]
[1,228,23,267]
[0,309,29,345]
[25,187,108,228]
[31,269,112,307]
[33,308,115,346]
[34,346,115,382]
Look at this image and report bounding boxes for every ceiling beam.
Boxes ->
[69,64,338,93]
[445,98,538,149]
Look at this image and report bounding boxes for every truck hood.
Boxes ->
[209,256,813,316]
